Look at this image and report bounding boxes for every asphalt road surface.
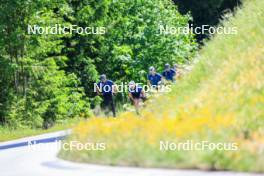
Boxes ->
[0,131,263,176]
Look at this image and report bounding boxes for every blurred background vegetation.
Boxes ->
[0,0,240,129]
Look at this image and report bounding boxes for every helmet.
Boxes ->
[149,66,155,71]
[99,74,106,81]
[165,63,170,69]
[129,81,136,86]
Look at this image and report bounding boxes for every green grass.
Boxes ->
[59,0,264,172]
[0,118,81,142]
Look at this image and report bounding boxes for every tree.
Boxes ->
[173,0,241,41]
[98,0,197,83]
[68,0,196,84]
[0,0,90,128]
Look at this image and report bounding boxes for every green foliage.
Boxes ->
[173,0,241,41]
[0,0,90,128]
[99,0,196,82]
[67,0,196,84]
[0,0,196,128]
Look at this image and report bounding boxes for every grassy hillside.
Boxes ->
[60,0,264,172]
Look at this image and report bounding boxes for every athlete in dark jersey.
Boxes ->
[96,74,116,117]
[128,81,146,113]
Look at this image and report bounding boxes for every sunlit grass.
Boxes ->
[0,118,81,142]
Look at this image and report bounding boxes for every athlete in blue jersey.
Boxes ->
[162,63,176,82]
[147,66,162,90]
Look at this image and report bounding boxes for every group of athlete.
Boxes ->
[96,63,178,117]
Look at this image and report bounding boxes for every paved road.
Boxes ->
[0,131,263,176]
